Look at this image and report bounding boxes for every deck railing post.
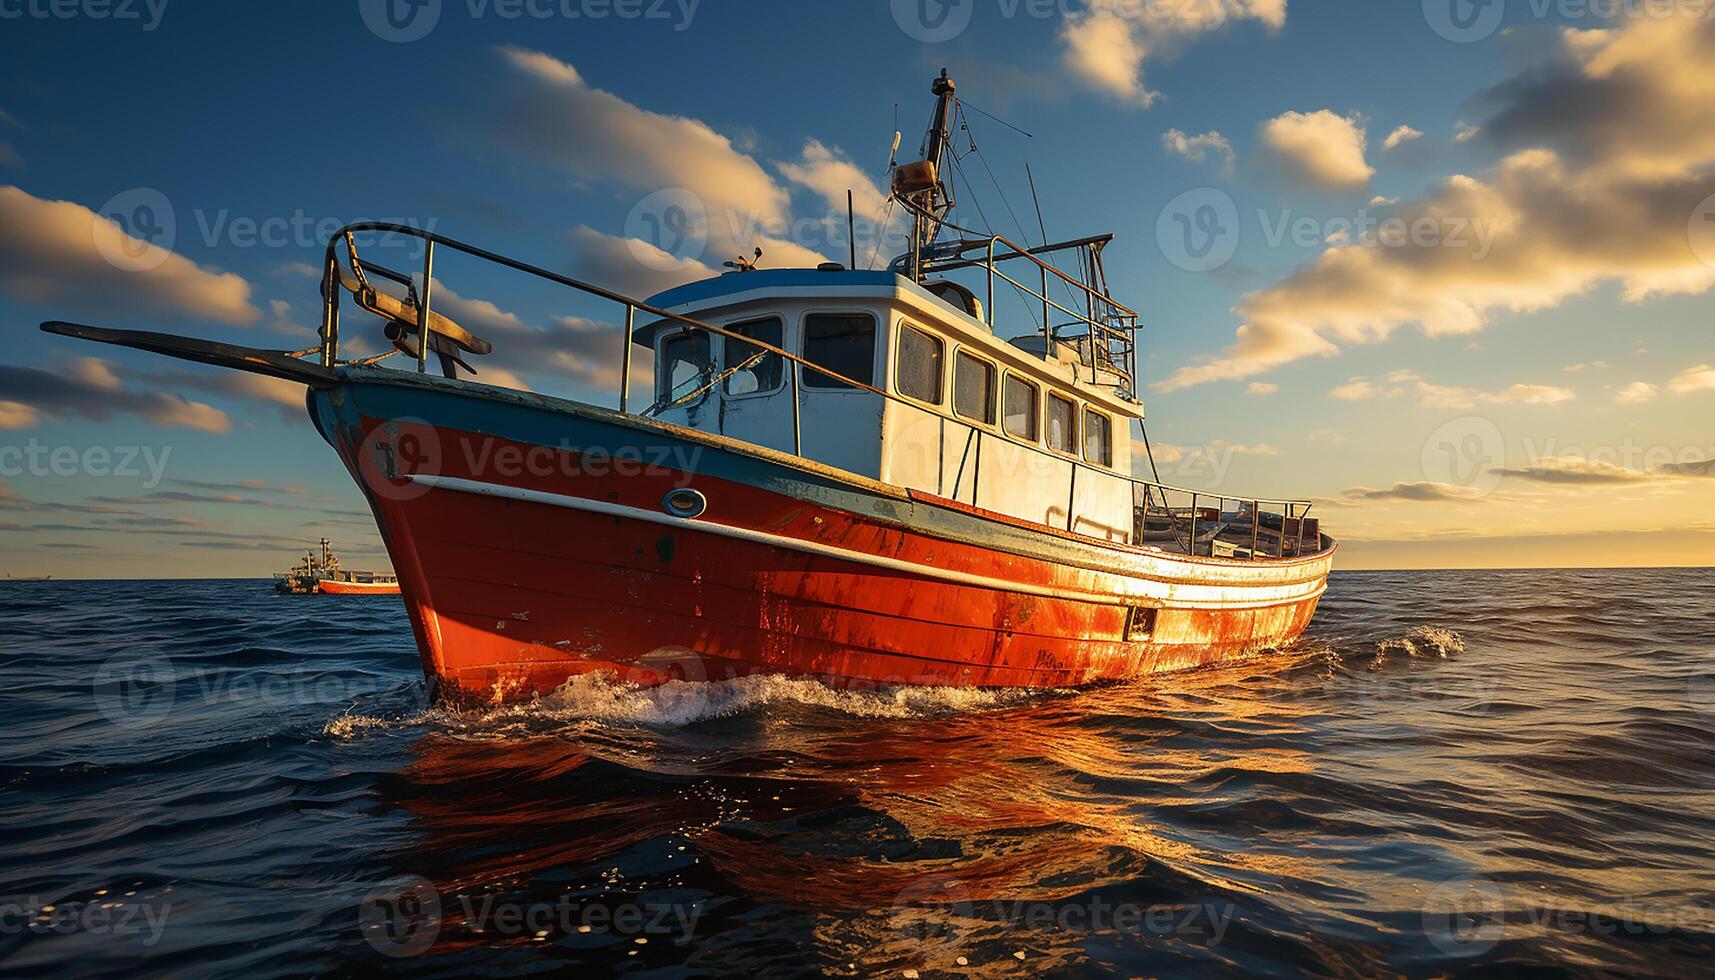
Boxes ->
[619,303,634,414]
[1297,507,1309,557]
[986,238,997,327]
[1251,501,1261,561]
[415,241,435,375]
[1066,463,1077,532]
[320,254,340,368]
[1190,493,1199,557]
[1040,263,1050,342]
[1282,504,1294,558]
[973,425,982,505]
[790,361,802,457]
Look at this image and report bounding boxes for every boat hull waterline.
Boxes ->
[315,579,403,596]
[311,372,1334,705]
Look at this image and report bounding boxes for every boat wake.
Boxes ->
[322,671,1054,737]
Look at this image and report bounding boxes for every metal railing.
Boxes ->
[897,200,1141,400]
[316,223,1321,562]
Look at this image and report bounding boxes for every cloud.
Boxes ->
[775,139,889,219]
[1162,129,1235,176]
[1382,125,1423,150]
[1657,456,1715,478]
[1496,455,1715,483]
[1341,482,1487,503]
[1260,110,1374,191]
[481,48,803,264]
[169,479,307,495]
[0,185,259,325]
[1156,18,1715,391]
[566,225,720,302]
[1058,0,1285,108]
[1329,373,1573,409]
[1246,381,1278,395]
[136,365,306,421]
[0,479,137,515]
[1213,440,1281,456]
[1670,364,1715,394]
[471,50,858,284]
[86,489,367,518]
[0,357,230,433]
[1496,457,1657,485]
[424,282,651,394]
[1614,381,1657,404]
[1309,428,1346,444]
[0,400,39,429]
[1330,377,1402,401]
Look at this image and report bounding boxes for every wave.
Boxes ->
[321,671,1052,737]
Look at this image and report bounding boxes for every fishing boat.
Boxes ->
[273,539,400,596]
[42,71,1334,703]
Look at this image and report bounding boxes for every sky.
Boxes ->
[0,0,1712,577]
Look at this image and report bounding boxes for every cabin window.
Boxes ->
[657,329,712,407]
[802,313,876,390]
[723,316,784,396]
[1003,375,1039,442]
[895,324,944,404]
[1047,393,1077,454]
[953,351,997,425]
[1083,409,1113,467]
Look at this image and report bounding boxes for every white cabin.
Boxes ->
[635,269,1141,544]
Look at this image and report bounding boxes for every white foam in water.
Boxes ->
[470,672,1039,728]
[319,672,1044,737]
[1377,625,1465,659]
[321,712,399,738]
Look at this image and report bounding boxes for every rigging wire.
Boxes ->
[956,96,1034,139]
[958,102,1088,322]
[943,147,1042,334]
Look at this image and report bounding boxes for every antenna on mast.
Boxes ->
[890,68,959,282]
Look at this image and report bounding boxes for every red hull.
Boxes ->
[320,393,1333,705]
[316,579,401,595]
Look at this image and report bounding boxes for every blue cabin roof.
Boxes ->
[644,268,905,310]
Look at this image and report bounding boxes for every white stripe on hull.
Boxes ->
[410,474,1329,612]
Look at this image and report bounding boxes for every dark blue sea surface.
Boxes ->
[2,569,1714,978]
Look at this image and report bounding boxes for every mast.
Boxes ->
[892,69,958,282]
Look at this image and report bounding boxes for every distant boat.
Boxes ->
[41,69,1332,704]
[1,574,51,582]
[272,539,399,596]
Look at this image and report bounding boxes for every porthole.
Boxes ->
[662,488,708,519]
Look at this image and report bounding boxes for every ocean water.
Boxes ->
[2,569,1713,978]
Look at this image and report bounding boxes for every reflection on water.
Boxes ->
[2,569,1715,976]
